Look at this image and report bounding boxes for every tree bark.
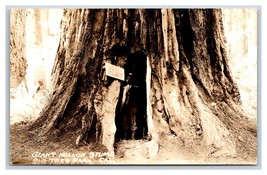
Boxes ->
[10,9,27,89]
[30,9,256,156]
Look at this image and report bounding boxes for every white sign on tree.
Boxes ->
[105,62,125,81]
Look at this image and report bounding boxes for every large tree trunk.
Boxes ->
[30,9,256,157]
[10,9,27,89]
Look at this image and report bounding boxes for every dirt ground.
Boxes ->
[10,120,256,165]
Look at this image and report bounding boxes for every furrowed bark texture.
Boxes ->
[30,9,256,156]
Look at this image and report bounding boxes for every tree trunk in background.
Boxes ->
[30,9,256,157]
[10,9,27,89]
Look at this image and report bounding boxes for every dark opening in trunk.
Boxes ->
[115,51,148,141]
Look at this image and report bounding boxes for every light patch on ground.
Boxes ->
[10,84,49,125]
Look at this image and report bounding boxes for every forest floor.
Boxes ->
[10,120,256,165]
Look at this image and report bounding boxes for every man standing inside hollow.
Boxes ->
[120,73,138,140]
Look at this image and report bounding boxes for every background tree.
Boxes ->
[10,9,27,89]
[29,9,256,157]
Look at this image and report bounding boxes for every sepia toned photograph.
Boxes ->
[9,8,257,165]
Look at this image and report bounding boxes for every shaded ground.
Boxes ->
[10,121,256,165]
